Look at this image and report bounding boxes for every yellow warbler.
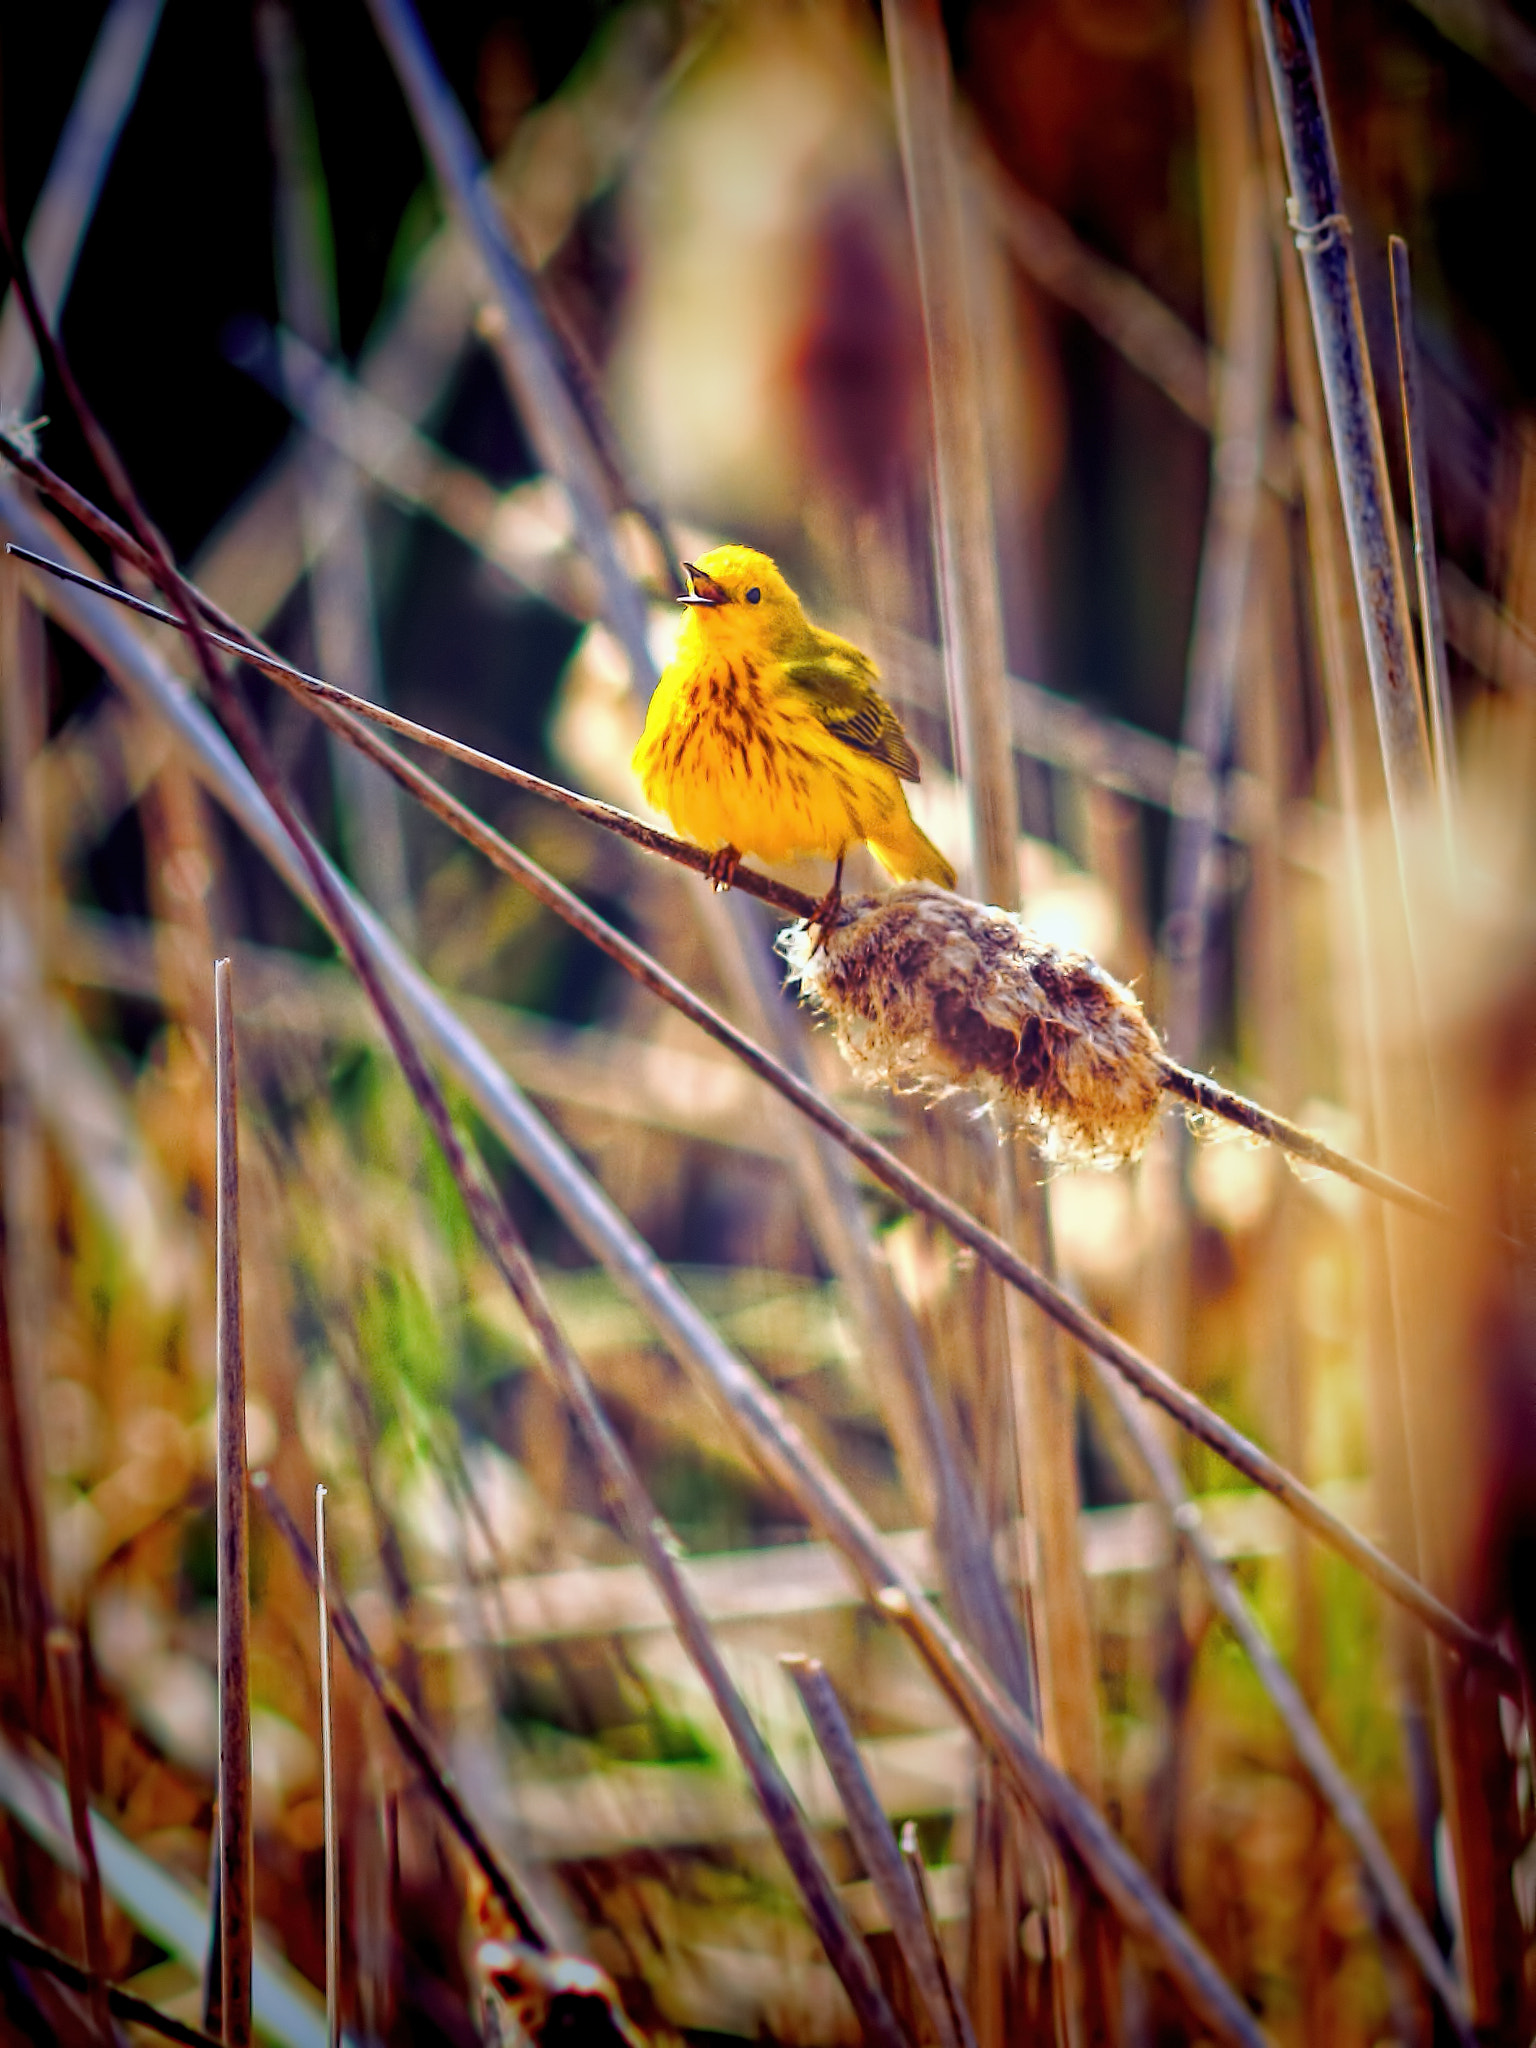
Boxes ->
[633,545,956,919]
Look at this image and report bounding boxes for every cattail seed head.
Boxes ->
[779,883,1166,1167]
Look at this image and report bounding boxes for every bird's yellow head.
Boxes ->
[674,546,809,660]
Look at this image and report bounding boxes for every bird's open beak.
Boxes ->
[677,561,727,606]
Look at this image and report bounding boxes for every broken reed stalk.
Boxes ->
[2,535,1514,1684]
[44,1626,111,2045]
[1092,1359,1473,2039]
[5,485,1273,2048]
[900,1822,971,2048]
[1388,234,1459,850]
[213,957,254,2048]
[784,1654,976,2048]
[0,535,1477,1237]
[255,1475,551,1949]
[0,1917,221,2048]
[315,1486,340,2048]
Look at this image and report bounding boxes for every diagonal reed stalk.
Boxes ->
[214,957,255,2048]
[785,1653,977,2048]
[0,497,1271,2047]
[2,520,1515,1687]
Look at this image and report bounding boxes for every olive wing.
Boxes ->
[779,655,922,784]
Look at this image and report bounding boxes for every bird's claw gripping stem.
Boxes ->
[706,845,741,893]
[807,854,845,955]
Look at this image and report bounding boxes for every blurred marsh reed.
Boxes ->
[2,1,1535,2044]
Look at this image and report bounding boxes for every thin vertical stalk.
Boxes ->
[315,1486,340,2048]
[45,1627,113,2045]
[214,957,253,2048]
[1251,0,1432,826]
[1388,235,1458,854]
[785,1654,976,2048]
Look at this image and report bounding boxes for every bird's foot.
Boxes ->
[807,856,846,955]
[706,845,741,893]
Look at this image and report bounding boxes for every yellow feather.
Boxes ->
[632,545,956,890]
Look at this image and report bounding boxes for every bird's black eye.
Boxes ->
[746,586,761,604]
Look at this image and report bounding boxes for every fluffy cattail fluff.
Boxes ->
[779,883,1166,1167]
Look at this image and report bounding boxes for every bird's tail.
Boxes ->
[868,814,957,891]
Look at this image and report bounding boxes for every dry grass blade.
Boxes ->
[900,1823,973,2048]
[784,1654,975,2048]
[44,1627,112,2044]
[214,957,254,2048]
[1094,1360,1473,2039]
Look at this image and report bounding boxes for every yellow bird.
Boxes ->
[633,545,956,923]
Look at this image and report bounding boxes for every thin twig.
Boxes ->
[0,534,1478,1241]
[7,477,1271,2048]
[44,1627,112,2044]
[784,1655,974,2048]
[0,1915,222,2048]
[4,535,1515,1680]
[1388,234,1458,856]
[315,1487,340,2048]
[1093,1360,1473,2039]
[214,957,254,2048]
